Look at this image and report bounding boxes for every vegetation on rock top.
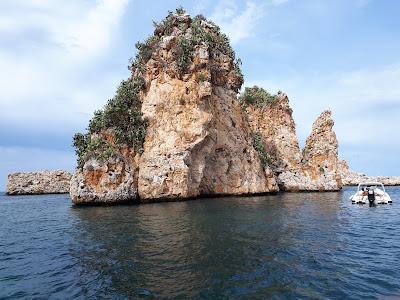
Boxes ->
[73,78,147,168]
[239,86,277,108]
[130,7,243,82]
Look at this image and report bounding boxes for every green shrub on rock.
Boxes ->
[197,73,207,82]
[319,166,325,174]
[171,12,242,79]
[239,86,276,108]
[73,77,147,169]
[73,133,90,168]
[73,134,115,168]
[252,132,272,169]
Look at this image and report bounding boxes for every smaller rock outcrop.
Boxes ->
[70,136,141,204]
[7,171,72,195]
[241,87,343,192]
[339,159,400,186]
[301,110,342,191]
[244,91,303,175]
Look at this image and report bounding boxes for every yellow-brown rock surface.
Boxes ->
[244,92,303,174]
[70,133,140,204]
[138,17,277,201]
[301,110,342,191]
[70,11,277,204]
[244,92,342,191]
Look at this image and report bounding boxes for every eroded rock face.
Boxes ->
[70,134,140,204]
[138,20,277,201]
[244,92,304,189]
[245,93,303,173]
[243,93,342,191]
[300,110,342,191]
[7,171,71,195]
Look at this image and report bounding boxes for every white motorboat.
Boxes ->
[350,182,392,206]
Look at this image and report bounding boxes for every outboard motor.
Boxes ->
[368,189,376,207]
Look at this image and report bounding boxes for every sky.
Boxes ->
[1,0,400,190]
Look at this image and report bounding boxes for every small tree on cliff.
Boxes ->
[239,86,277,108]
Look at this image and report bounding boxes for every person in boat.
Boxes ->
[362,188,368,199]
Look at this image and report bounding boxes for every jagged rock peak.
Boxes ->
[309,110,334,135]
[137,10,277,200]
[240,85,342,191]
[302,110,342,190]
[275,91,292,108]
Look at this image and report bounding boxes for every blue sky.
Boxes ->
[1,0,400,190]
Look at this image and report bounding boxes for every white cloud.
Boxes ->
[58,0,129,60]
[0,0,128,59]
[0,0,130,128]
[210,1,263,44]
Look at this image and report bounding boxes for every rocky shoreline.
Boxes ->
[338,160,400,186]
[5,169,399,196]
[6,171,71,195]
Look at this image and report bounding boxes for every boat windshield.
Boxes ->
[358,183,385,192]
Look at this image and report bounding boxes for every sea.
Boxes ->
[1,187,399,299]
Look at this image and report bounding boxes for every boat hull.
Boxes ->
[350,193,392,204]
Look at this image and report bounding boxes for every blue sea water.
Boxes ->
[0,187,399,299]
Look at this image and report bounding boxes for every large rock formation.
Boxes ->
[339,159,400,186]
[138,22,277,200]
[70,10,277,204]
[242,88,342,191]
[7,171,71,195]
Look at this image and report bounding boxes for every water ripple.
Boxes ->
[0,189,400,299]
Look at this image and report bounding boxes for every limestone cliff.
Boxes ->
[7,171,71,195]
[138,16,277,201]
[244,92,302,174]
[242,90,305,190]
[70,9,277,204]
[241,87,342,191]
